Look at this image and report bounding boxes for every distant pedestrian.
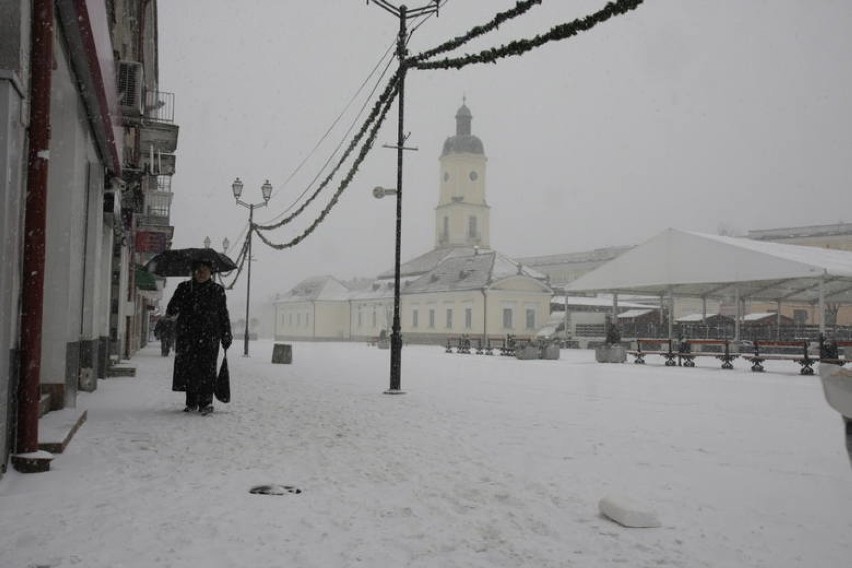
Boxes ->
[166,259,232,415]
[153,316,176,356]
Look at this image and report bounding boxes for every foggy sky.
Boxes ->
[157,1,852,315]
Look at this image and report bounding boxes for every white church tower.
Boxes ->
[435,100,490,248]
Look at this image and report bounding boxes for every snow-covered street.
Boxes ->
[1,341,851,567]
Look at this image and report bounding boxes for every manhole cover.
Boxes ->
[249,484,302,496]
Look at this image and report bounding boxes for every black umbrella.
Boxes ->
[144,247,238,277]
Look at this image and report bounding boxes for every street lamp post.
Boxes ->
[368,0,440,395]
[231,177,272,356]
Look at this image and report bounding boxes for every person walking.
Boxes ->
[154,316,176,356]
[166,259,232,415]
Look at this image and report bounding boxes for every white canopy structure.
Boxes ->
[565,229,852,337]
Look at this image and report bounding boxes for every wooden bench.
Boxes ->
[685,338,739,370]
[445,335,473,354]
[745,339,849,374]
[744,340,817,374]
[445,335,533,356]
[628,339,684,366]
[628,338,739,369]
[483,335,508,355]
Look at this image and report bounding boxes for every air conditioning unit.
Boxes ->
[117,61,143,116]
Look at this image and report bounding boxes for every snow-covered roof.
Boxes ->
[402,248,549,294]
[377,247,473,280]
[285,247,551,302]
[275,275,351,303]
[742,312,784,322]
[617,308,656,319]
[551,295,653,309]
[565,228,852,304]
[677,313,706,322]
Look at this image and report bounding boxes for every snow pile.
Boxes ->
[598,494,661,528]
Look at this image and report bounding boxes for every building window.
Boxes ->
[443,217,449,241]
[429,309,436,328]
[412,309,419,328]
[357,309,362,327]
[465,307,472,329]
[503,308,513,329]
[793,309,808,325]
[306,312,310,328]
[446,308,453,329]
[288,313,293,326]
[296,313,301,326]
[372,307,377,328]
[526,308,535,330]
[468,216,477,239]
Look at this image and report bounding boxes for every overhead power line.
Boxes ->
[264,44,398,226]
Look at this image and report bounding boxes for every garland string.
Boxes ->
[412,0,644,71]
[411,0,543,64]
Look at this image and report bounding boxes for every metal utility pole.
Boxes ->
[367,0,440,395]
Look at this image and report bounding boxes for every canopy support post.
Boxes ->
[776,300,782,340]
[667,287,674,339]
[819,275,826,335]
[734,287,741,341]
[612,293,618,328]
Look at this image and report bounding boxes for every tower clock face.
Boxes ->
[469,171,478,181]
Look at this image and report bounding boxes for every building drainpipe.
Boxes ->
[13,0,55,474]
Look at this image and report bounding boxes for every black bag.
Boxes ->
[215,352,230,403]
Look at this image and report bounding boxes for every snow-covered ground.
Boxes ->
[1,341,851,568]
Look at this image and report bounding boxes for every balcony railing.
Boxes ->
[143,190,173,219]
[145,90,175,123]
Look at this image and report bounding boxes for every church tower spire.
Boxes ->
[436,100,490,248]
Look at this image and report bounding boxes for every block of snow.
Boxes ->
[598,494,661,528]
[818,363,852,418]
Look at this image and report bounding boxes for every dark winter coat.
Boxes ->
[166,278,232,392]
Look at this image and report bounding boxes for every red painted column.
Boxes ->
[16,0,55,467]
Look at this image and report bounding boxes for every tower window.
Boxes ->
[469,171,478,181]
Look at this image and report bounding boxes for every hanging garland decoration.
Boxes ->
[412,0,644,71]
[255,69,401,233]
[410,0,544,65]
[221,234,251,290]
[254,77,400,250]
